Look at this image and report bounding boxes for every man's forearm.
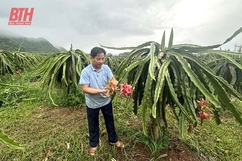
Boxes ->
[82,86,106,95]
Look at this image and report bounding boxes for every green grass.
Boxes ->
[190,110,242,161]
[1,97,242,160]
[165,102,242,161]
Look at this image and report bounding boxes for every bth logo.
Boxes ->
[8,8,34,25]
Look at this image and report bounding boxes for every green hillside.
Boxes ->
[0,35,67,53]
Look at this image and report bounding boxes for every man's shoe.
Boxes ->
[110,141,125,148]
[89,147,97,156]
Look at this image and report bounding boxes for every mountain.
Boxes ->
[0,30,67,53]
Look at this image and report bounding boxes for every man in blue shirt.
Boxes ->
[79,47,124,156]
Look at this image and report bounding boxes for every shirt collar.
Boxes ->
[91,64,103,72]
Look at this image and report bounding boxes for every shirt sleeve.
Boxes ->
[105,65,113,79]
[79,68,89,85]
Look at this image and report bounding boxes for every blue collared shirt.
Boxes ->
[79,64,113,108]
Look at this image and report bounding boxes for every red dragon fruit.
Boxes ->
[120,84,133,97]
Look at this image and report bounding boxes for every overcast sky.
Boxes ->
[1,0,242,54]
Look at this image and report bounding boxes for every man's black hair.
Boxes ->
[90,47,106,58]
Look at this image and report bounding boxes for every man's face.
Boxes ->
[91,53,105,70]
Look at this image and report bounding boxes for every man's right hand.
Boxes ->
[102,89,111,97]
